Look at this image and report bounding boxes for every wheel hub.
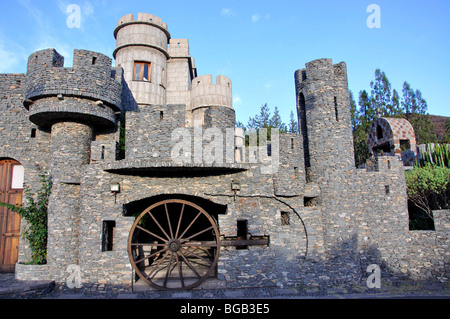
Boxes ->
[168,239,181,252]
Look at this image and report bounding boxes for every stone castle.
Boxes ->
[0,12,448,291]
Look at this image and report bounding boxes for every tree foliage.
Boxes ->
[351,68,439,167]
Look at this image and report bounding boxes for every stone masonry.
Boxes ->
[0,12,448,292]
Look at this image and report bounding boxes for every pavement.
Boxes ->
[1,272,450,300]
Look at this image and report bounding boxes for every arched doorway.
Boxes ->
[128,199,220,290]
[0,159,24,273]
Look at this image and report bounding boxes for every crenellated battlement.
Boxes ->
[113,13,170,59]
[115,13,168,33]
[24,49,122,110]
[191,75,232,110]
[168,39,190,58]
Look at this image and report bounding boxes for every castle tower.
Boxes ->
[190,74,235,128]
[113,13,170,106]
[24,48,122,279]
[294,59,355,183]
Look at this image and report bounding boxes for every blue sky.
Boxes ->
[1,0,449,124]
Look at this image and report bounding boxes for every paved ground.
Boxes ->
[1,273,450,300]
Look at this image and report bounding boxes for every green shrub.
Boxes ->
[405,164,450,219]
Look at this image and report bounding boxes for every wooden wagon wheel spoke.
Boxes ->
[135,246,169,264]
[185,245,214,257]
[177,249,202,279]
[135,225,168,243]
[146,250,171,279]
[128,199,220,291]
[175,251,185,288]
[180,225,214,244]
[178,211,202,241]
[180,246,213,265]
[145,251,170,279]
[163,252,175,288]
[164,203,174,239]
[174,203,185,239]
[147,210,171,241]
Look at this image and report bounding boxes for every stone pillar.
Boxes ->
[46,121,93,280]
[50,121,93,183]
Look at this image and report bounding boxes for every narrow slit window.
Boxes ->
[134,62,151,81]
[102,220,116,252]
[160,111,164,120]
[101,145,105,160]
[31,128,37,138]
[385,185,390,195]
[334,97,339,122]
[92,56,97,65]
[237,220,248,250]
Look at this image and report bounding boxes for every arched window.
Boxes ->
[377,124,383,140]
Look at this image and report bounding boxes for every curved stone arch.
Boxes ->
[123,193,228,220]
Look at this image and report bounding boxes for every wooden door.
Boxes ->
[0,159,23,273]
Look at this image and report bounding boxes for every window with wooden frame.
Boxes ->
[134,61,151,81]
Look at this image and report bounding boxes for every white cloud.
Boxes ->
[251,13,270,23]
[221,8,236,17]
[233,94,243,107]
[83,1,95,16]
[251,14,260,23]
[0,31,28,73]
[265,80,274,89]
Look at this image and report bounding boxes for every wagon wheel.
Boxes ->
[128,199,220,290]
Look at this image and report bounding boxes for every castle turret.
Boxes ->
[24,48,122,279]
[190,74,234,128]
[114,13,170,106]
[295,59,355,182]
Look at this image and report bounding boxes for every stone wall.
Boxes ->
[125,104,186,160]
[25,49,122,110]
[405,210,450,281]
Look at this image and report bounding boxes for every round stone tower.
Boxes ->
[24,48,122,279]
[113,13,170,106]
[294,58,355,183]
[190,74,235,128]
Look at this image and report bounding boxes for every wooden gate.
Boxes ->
[0,159,23,273]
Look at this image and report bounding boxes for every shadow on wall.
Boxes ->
[295,232,446,290]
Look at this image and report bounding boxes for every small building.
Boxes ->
[368,117,417,166]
